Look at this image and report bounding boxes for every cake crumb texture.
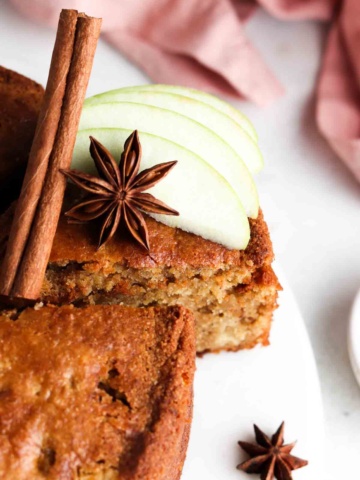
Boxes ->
[0,305,195,480]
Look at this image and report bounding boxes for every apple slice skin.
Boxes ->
[80,102,259,219]
[83,90,263,174]
[73,128,250,250]
[85,84,258,143]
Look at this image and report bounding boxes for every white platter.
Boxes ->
[182,267,324,479]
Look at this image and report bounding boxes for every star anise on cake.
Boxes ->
[61,130,179,250]
[237,422,308,480]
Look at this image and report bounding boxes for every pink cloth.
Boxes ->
[10,0,360,182]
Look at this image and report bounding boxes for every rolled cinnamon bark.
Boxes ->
[0,9,78,296]
[0,10,102,300]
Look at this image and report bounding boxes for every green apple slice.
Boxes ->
[73,128,250,249]
[85,84,258,143]
[84,90,263,174]
[80,102,259,219]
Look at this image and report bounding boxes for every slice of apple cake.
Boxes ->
[0,201,280,353]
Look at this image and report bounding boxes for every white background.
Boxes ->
[1,2,359,478]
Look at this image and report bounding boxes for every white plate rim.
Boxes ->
[348,287,360,387]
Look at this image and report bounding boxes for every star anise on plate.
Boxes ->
[237,422,308,480]
[61,130,179,251]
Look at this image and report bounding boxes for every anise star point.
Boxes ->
[237,422,308,480]
[61,130,179,251]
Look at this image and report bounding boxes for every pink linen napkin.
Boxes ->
[9,0,360,182]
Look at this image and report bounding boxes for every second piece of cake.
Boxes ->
[0,304,195,480]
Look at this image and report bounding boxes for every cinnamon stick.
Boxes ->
[0,10,102,300]
[0,9,78,296]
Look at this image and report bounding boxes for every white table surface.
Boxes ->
[1,2,359,478]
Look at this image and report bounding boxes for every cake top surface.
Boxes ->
[0,201,273,273]
[0,304,195,479]
[51,206,272,269]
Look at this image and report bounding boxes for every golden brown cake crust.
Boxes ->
[0,203,273,278]
[0,66,44,210]
[49,207,273,270]
[0,305,195,480]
